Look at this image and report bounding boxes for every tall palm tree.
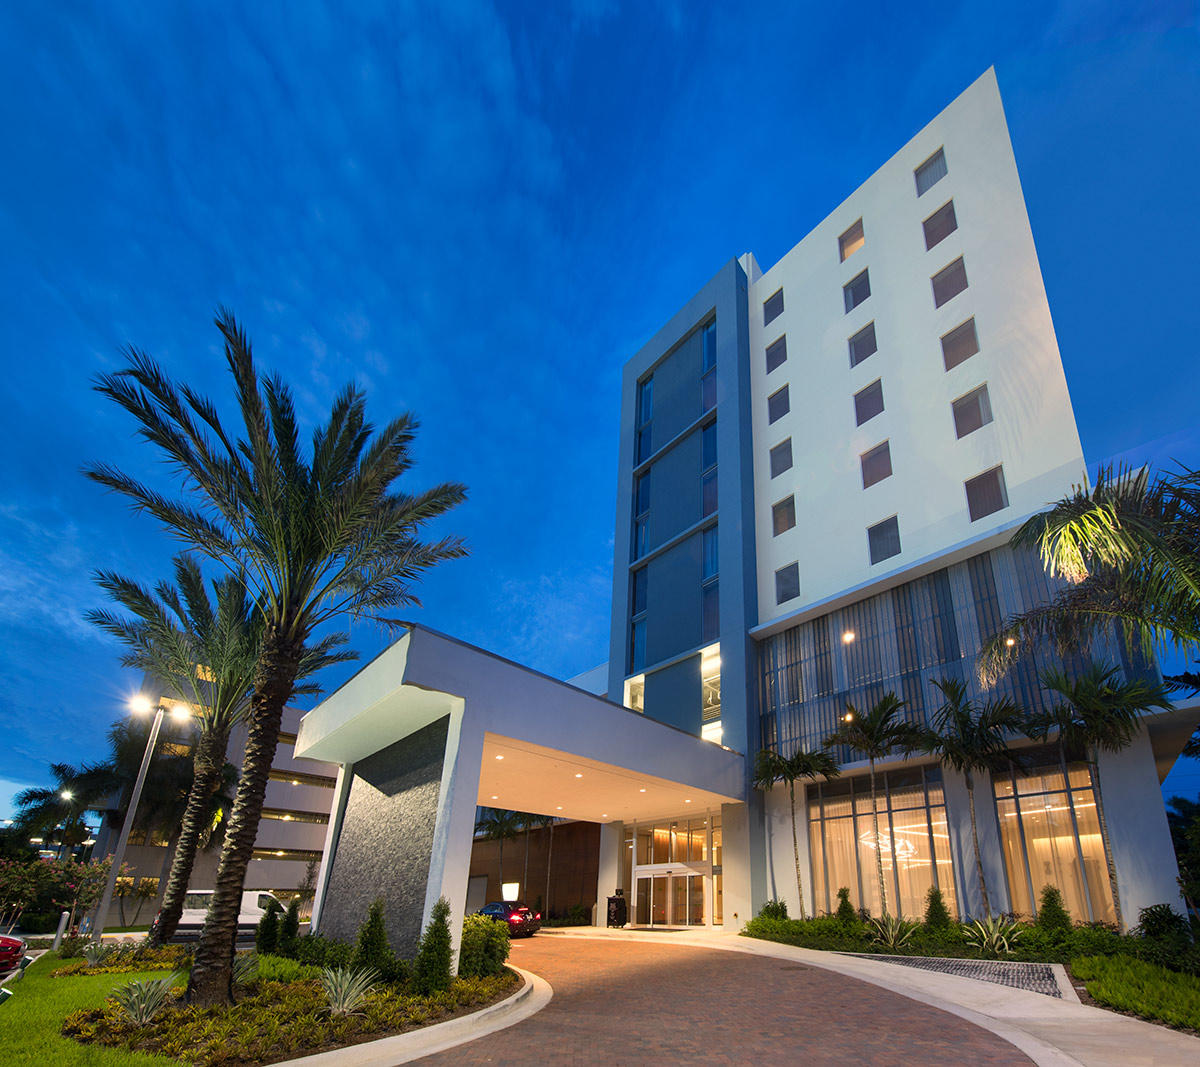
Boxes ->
[12,764,91,843]
[1026,664,1171,930]
[919,679,1026,919]
[823,693,924,917]
[530,813,556,917]
[475,808,522,891]
[753,747,839,919]
[87,554,353,945]
[979,464,1200,687]
[87,309,467,1005]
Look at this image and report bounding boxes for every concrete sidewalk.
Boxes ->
[541,927,1199,1067]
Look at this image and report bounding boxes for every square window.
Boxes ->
[854,379,884,426]
[868,516,902,564]
[772,496,796,536]
[952,384,993,439]
[702,526,718,580]
[775,562,800,604]
[941,318,980,371]
[769,439,793,478]
[849,321,877,367]
[702,423,717,470]
[965,466,1009,522]
[844,269,871,313]
[923,201,958,250]
[702,581,720,643]
[839,219,865,262]
[861,441,892,489]
[765,335,787,374]
[915,147,947,196]
[768,384,790,424]
[702,469,718,517]
[763,288,784,327]
[932,257,968,307]
[631,568,648,615]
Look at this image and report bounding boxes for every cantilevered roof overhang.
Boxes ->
[295,625,746,822]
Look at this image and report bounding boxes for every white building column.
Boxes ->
[595,821,624,925]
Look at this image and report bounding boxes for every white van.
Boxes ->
[154,889,282,941]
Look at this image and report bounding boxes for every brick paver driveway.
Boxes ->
[416,935,1034,1065]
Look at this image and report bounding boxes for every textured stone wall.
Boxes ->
[318,716,449,957]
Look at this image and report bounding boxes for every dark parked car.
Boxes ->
[478,902,541,937]
[0,933,26,979]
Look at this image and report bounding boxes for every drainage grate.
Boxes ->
[844,954,1062,998]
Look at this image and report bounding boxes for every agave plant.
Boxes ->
[110,972,184,1026]
[870,914,917,951]
[232,951,260,987]
[320,965,380,1017]
[83,943,117,968]
[964,916,1022,956]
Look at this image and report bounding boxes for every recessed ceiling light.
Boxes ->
[685,799,692,804]
[639,788,646,793]
[575,773,583,778]
[602,814,608,818]
[842,631,855,644]
[491,795,498,800]
[495,755,504,760]
[556,806,562,810]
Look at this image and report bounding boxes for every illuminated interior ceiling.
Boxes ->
[478,733,740,823]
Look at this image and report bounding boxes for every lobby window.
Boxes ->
[994,757,1115,923]
[860,441,892,489]
[701,321,717,413]
[763,288,784,327]
[923,201,957,250]
[854,379,884,426]
[915,147,947,196]
[941,317,979,371]
[636,377,653,463]
[701,644,722,731]
[965,465,1008,522]
[772,495,796,536]
[633,471,650,559]
[843,269,871,313]
[848,321,877,367]
[952,384,992,439]
[701,423,718,517]
[808,767,956,919]
[839,218,865,262]
[765,335,787,374]
[770,438,793,478]
[932,256,968,308]
[868,515,901,564]
[775,561,800,604]
[768,384,790,424]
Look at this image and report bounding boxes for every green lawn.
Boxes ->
[1072,955,1200,1031]
[0,954,180,1066]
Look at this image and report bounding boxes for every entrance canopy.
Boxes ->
[294,625,745,956]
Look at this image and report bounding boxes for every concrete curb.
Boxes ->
[270,964,551,1067]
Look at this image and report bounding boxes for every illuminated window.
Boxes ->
[772,496,796,536]
[839,219,865,262]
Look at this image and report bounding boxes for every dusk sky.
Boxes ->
[2,2,1198,817]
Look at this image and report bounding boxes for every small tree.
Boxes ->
[280,897,301,956]
[1036,885,1072,935]
[835,887,857,925]
[353,897,393,975]
[255,900,281,955]
[412,896,454,995]
[923,886,952,931]
[458,913,510,978]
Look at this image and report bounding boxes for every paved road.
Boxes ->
[415,935,1035,1066]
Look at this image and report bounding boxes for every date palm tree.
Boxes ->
[823,693,924,918]
[919,678,1026,919]
[475,808,523,891]
[753,747,840,919]
[87,309,467,1005]
[1026,664,1171,931]
[979,464,1200,687]
[87,553,354,945]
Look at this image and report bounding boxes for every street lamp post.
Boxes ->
[91,696,187,942]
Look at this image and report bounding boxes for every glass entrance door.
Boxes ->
[635,872,705,926]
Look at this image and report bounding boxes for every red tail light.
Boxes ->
[534,912,541,920]
[508,914,523,923]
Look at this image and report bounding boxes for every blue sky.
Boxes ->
[1,1,1198,817]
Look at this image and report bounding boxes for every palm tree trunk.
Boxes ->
[151,729,230,947]
[544,822,554,918]
[1089,749,1124,930]
[966,774,991,919]
[498,837,504,890]
[187,631,300,1007]
[870,759,888,917]
[523,823,530,901]
[789,780,807,920]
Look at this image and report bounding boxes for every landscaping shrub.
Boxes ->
[320,965,379,1016]
[257,953,323,983]
[412,896,454,995]
[293,932,355,969]
[923,886,951,931]
[1035,885,1072,936]
[458,913,510,978]
[835,887,857,925]
[56,935,87,959]
[870,914,917,951]
[1137,903,1192,945]
[110,971,185,1026]
[280,897,301,956]
[19,912,61,934]
[353,897,395,976]
[965,917,1021,956]
[759,899,789,921]
[256,899,282,955]
[1072,954,1200,1030]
